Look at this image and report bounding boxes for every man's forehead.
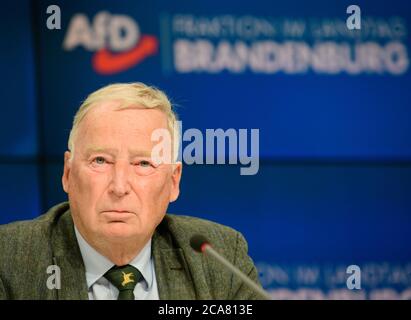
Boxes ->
[73,102,170,155]
[83,146,153,157]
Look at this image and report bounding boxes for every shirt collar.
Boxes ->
[74,226,154,290]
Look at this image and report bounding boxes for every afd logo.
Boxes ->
[63,12,158,75]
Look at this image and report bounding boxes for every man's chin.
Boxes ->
[101,222,138,240]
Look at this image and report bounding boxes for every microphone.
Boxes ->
[190,234,272,300]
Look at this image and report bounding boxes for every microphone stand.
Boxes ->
[202,244,272,300]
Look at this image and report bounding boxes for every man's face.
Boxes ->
[62,101,182,245]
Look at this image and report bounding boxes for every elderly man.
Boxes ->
[0,83,262,300]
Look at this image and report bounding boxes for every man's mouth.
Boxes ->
[101,210,135,221]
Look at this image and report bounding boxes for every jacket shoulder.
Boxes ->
[164,214,243,249]
[0,202,71,299]
[158,214,261,299]
[0,202,69,246]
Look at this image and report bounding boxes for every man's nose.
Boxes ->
[109,161,132,197]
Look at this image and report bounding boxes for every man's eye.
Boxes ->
[139,160,151,167]
[94,157,106,165]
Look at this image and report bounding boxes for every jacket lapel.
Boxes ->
[152,230,196,299]
[51,209,89,300]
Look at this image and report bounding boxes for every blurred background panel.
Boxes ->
[0,0,37,157]
[1,0,410,299]
[0,164,40,224]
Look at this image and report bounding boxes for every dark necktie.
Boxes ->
[104,265,142,300]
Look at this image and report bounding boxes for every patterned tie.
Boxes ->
[104,265,142,300]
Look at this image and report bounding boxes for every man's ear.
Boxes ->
[62,151,72,194]
[169,162,182,202]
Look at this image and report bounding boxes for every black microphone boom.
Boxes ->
[189,234,271,300]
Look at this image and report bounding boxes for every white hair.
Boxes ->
[67,82,180,162]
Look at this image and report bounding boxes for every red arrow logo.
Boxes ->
[92,35,158,75]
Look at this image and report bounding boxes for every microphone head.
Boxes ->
[190,234,209,253]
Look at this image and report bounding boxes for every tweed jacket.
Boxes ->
[0,202,262,299]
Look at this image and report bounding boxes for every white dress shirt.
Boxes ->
[74,226,160,300]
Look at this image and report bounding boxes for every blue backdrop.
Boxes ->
[1,0,410,299]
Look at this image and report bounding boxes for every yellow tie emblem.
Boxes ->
[121,272,135,287]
